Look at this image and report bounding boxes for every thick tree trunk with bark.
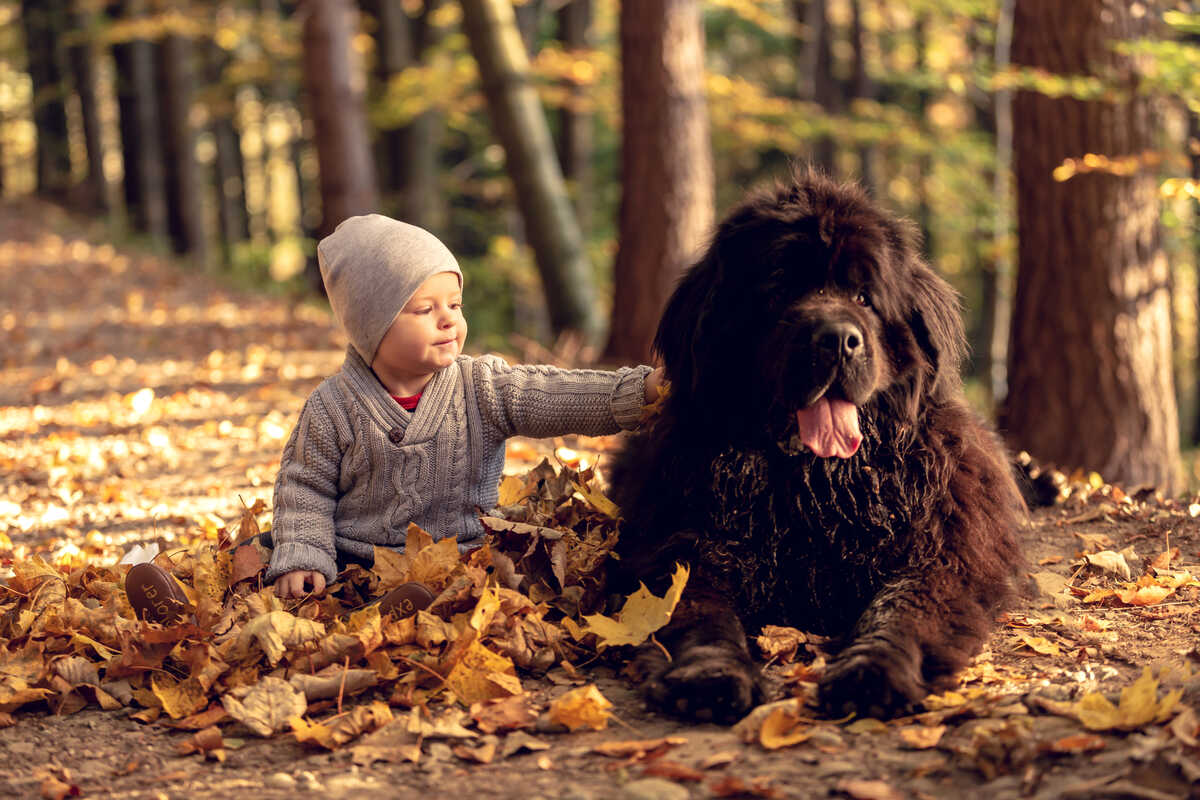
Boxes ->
[301,0,380,239]
[460,0,599,341]
[204,39,250,261]
[368,0,446,233]
[790,0,836,172]
[66,5,109,211]
[20,0,73,197]
[1002,0,1180,491]
[555,0,593,232]
[111,0,168,241]
[604,0,713,363]
[155,18,206,258]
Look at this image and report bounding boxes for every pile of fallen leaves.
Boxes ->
[0,458,687,764]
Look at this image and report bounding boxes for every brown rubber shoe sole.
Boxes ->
[125,562,188,625]
[376,582,435,618]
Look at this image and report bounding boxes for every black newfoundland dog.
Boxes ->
[608,170,1025,723]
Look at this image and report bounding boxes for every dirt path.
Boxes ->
[2,200,1199,799]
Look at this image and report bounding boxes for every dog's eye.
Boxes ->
[855,291,871,307]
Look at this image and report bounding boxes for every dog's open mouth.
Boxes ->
[795,395,862,458]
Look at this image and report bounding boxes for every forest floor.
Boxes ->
[1,199,1199,800]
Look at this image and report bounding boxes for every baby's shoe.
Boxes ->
[376,582,434,618]
[125,562,188,625]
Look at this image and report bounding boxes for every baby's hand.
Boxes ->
[275,570,327,598]
[644,367,665,405]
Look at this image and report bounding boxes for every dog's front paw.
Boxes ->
[818,648,923,719]
[642,644,765,724]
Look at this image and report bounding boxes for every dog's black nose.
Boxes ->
[815,322,865,360]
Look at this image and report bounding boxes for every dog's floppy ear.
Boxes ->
[653,246,723,397]
[909,262,967,397]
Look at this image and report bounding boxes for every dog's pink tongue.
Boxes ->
[796,398,862,458]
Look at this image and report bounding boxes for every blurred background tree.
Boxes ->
[2,0,1200,489]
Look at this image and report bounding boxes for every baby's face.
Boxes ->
[372,272,466,387]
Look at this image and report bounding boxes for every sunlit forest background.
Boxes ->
[3,0,1200,489]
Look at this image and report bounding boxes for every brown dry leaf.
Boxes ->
[710,775,782,799]
[176,726,226,761]
[592,736,687,758]
[470,694,539,734]
[452,738,499,764]
[1168,706,1199,746]
[292,701,395,749]
[836,778,904,800]
[699,751,738,769]
[0,712,15,728]
[898,724,947,749]
[1042,733,1107,754]
[222,676,307,737]
[1148,547,1181,571]
[229,544,266,584]
[406,534,462,591]
[758,706,814,749]
[580,563,688,649]
[236,611,325,666]
[547,684,613,731]
[234,498,268,546]
[643,760,706,782]
[370,546,411,590]
[1014,632,1061,656]
[756,626,809,663]
[401,706,478,739]
[289,668,378,702]
[350,717,423,766]
[1083,551,1131,580]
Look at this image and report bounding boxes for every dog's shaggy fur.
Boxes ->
[608,170,1025,723]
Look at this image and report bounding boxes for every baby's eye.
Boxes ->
[414,306,433,314]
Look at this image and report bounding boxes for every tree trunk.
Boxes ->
[369,0,446,233]
[555,0,593,232]
[604,0,713,363]
[848,0,873,192]
[460,0,599,341]
[914,13,934,255]
[155,13,207,258]
[300,0,380,239]
[20,0,73,197]
[978,0,1016,410]
[204,38,250,263]
[66,4,109,211]
[1002,0,1180,491]
[111,0,168,241]
[1191,111,1200,446]
[791,0,836,172]
[513,0,545,56]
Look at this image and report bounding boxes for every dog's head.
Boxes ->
[655,168,966,454]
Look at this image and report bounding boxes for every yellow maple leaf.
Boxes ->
[1014,632,1061,656]
[292,701,394,749]
[445,639,521,706]
[236,611,326,666]
[151,674,209,720]
[1072,669,1184,731]
[547,684,613,731]
[222,676,307,737]
[759,706,813,749]
[580,563,688,649]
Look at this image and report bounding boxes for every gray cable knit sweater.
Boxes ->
[266,346,651,583]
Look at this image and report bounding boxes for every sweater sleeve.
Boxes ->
[471,355,652,438]
[265,386,344,584]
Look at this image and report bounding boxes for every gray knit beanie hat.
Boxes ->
[318,214,463,363]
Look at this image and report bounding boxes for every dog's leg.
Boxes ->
[817,569,996,718]
[631,585,767,724]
